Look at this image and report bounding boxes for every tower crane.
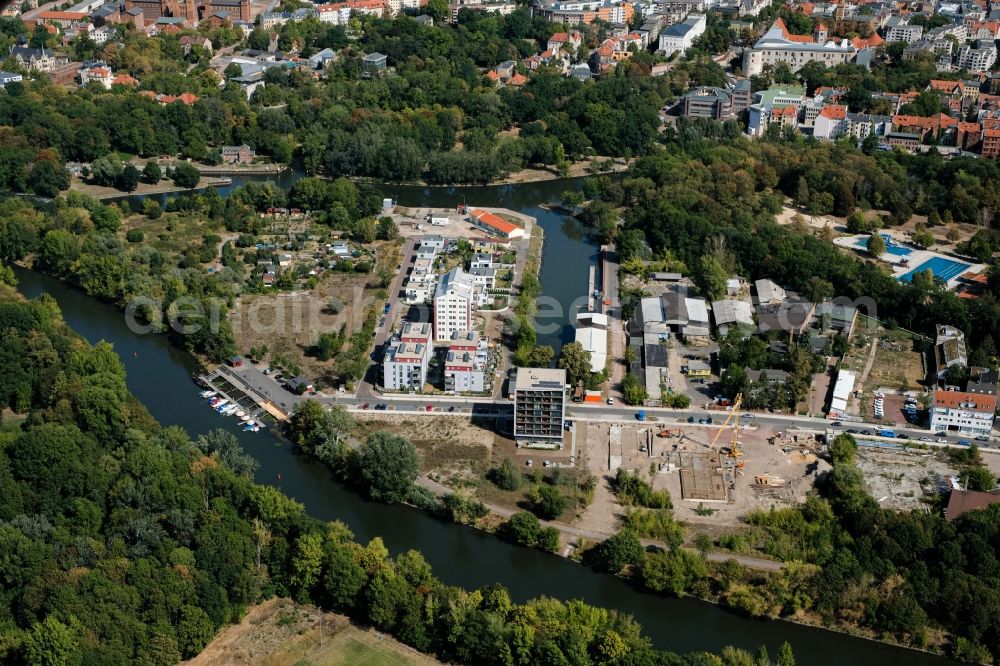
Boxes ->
[709,393,744,459]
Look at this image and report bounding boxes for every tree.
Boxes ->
[776,642,796,666]
[846,211,875,234]
[829,434,858,465]
[117,164,141,192]
[595,528,644,574]
[533,484,567,520]
[177,605,215,658]
[961,466,997,491]
[376,216,398,240]
[622,373,647,406]
[286,401,354,460]
[501,510,541,546]
[529,345,555,367]
[794,177,810,209]
[172,162,201,189]
[866,232,885,257]
[323,543,367,609]
[558,341,593,387]
[488,457,522,490]
[943,363,969,388]
[357,431,420,503]
[143,161,162,184]
[696,255,728,301]
[291,531,325,600]
[21,616,80,666]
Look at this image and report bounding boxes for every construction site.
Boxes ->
[576,396,831,529]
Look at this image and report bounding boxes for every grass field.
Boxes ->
[186,599,439,666]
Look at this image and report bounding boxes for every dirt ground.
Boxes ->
[840,318,927,419]
[573,419,828,531]
[855,446,959,512]
[230,240,400,385]
[186,598,439,666]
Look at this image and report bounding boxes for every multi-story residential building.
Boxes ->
[382,322,433,391]
[958,45,997,73]
[78,62,113,88]
[444,331,489,393]
[314,2,352,23]
[930,390,997,436]
[885,19,923,43]
[658,12,706,55]
[681,86,734,119]
[742,18,864,77]
[813,103,848,139]
[534,0,634,25]
[513,367,567,442]
[983,128,1000,158]
[433,267,476,342]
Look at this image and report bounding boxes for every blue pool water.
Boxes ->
[864,234,911,257]
[898,256,971,283]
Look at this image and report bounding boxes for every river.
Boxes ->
[29,177,958,665]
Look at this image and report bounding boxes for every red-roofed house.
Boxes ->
[930,389,997,436]
[892,113,958,139]
[79,65,113,88]
[469,209,525,239]
[814,104,848,139]
[547,30,582,54]
[111,73,140,87]
[928,79,962,97]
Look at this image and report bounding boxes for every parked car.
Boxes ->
[448,406,456,412]
[975,435,990,441]
[426,404,433,411]
[606,397,614,405]
[741,413,754,420]
[698,418,707,424]
[831,421,842,426]
[362,403,369,410]
[934,431,947,437]
[687,416,695,423]
[846,429,858,434]
[919,436,931,442]
[959,439,972,446]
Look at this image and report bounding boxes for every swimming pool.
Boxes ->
[864,234,911,257]
[898,256,971,283]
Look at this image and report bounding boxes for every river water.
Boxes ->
[33,176,957,665]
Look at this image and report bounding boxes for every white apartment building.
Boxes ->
[433,267,476,342]
[658,13,706,55]
[382,322,433,391]
[886,23,923,43]
[930,390,997,437]
[957,45,997,73]
[315,3,351,24]
[444,331,489,393]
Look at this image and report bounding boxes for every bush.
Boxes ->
[172,162,201,189]
[126,229,145,243]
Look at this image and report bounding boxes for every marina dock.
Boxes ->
[199,366,286,423]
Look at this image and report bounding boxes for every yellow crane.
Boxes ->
[709,393,744,459]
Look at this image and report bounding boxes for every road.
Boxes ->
[356,237,417,400]
[601,245,624,401]
[226,358,1000,455]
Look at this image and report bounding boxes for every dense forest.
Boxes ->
[0,283,800,665]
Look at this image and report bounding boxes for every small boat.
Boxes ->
[276,472,283,480]
[245,419,255,426]
[200,390,216,398]
[243,423,255,431]
[235,409,246,418]
[240,414,251,422]
[252,426,260,432]
[213,399,229,409]
[222,405,239,415]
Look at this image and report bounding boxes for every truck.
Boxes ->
[876,428,896,438]
[636,411,646,421]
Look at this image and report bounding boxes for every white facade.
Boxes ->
[382,323,432,391]
[444,332,489,393]
[957,45,997,72]
[930,391,996,436]
[887,23,923,43]
[433,267,476,342]
[742,19,856,77]
[658,13,706,55]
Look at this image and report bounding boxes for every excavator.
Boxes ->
[709,393,745,466]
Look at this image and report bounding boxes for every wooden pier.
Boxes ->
[199,366,278,422]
